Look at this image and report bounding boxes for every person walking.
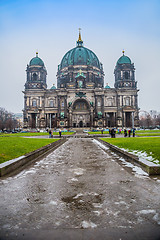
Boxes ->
[133,128,135,137]
[128,129,131,137]
[49,129,51,138]
[51,131,53,138]
[124,129,127,137]
[59,128,62,138]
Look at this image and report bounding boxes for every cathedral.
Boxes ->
[23,31,139,129]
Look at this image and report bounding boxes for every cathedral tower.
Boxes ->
[25,52,47,90]
[114,51,136,89]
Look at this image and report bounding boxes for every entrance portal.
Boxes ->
[31,113,36,128]
[72,99,90,127]
[79,121,83,127]
[126,112,131,127]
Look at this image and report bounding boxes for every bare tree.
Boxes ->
[0,107,18,131]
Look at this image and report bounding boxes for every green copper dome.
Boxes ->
[105,83,110,88]
[117,51,131,65]
[29,52,44,66]
[59,33,101,70]
[50,84,56,89]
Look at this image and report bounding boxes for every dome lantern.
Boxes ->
[29,52,44,66]
[117,50,131,65]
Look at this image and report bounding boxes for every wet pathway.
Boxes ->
[0,138,160,239]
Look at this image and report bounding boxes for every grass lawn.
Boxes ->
[101,137,160,164]
[136,133,160,137]
[0,137,59,164]
[88,131,109,134]
[0,132,75,137]
[137,130,160,133]
[88,129,160,137]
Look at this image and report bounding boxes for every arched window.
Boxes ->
[33,73,38,81]
[126,97,130,106]
[125,71,129,79]
[97,100,101,107]
[73,100,89,110]
[108,98,112,106]
[32,99,37,107]
[49,100,54,107]
[61,101,64,108]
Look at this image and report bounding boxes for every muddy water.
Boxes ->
[0,138,160,235]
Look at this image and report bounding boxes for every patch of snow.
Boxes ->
[93,210,101,216]
[156,180,160,183]
[153,213,160,225]
[92,203,103,208]
[121,148,159,165]
[72,168,85,176]
[114,201,126,205]
[118,157,149,177]
[81,220,97,229]
[55,222,60,226]
[23,169,37,175]
[137,209,156,215]
[2,224,11,229]
[92,139,109,151]
[73,193,83,199]
[87,192,99,196]
[105,208,120,216]
[153,160,159,164]
[132,166,148,176]
[70,178,78,182]
[50,201,58,205]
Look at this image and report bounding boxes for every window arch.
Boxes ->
[61,100,64,108]
[32,99,37,107]
[49,100,54,107]
[107,98,112,106]
[125,71,130,79]
[97,100,101,107]
[33,73,38,81]
[125,97,130,106]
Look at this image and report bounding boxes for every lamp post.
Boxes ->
[132,111,134,129]
[50,113,51,129]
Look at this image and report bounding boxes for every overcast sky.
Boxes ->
[0,0,160,114]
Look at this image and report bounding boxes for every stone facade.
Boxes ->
[23,34,139,129]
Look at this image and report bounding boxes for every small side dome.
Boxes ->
[51,84,56,89]
[29,52,44,66]
[105,83,110,88]
[117,51,131,65]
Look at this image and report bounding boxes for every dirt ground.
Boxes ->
[0,138,160,240]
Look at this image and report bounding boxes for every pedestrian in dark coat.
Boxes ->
[128,129,131,137]
[59,129,61,138]
[124,129,127,137]
[49,130,51,138]
[133,129,135,137]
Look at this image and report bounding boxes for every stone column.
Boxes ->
[123,112,126,128]
[69,109,72,128]
[90,108,94,127]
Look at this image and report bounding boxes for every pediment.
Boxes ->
[123,106,135,112]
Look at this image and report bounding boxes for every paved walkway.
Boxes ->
[0,138,160,239]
